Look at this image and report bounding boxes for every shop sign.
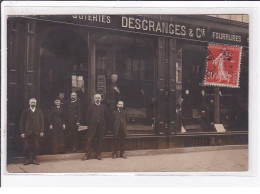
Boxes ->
[209,29,248,47]
[22,15,248,46]
[204,44,242,88]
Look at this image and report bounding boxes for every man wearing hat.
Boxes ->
[49,97,66,154]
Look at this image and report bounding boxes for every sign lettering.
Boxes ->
[22,15,248,46]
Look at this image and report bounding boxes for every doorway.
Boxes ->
[39,28,88,110]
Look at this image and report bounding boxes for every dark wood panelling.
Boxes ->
[156,38,167,135]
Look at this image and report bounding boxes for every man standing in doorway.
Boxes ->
[112,101,128,159]
[66,92,82,152]
[82,94,106,160]
[20,98,44,165]
[105,74,121,133]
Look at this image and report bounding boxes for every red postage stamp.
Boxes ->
[204,44,242,88]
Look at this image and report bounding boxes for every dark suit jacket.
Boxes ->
[67,100,82,126]
[112,109,128,136]
[49,106,65,130]
[106,83,120,106]
[20,107,44,136]
[86,103,106,138]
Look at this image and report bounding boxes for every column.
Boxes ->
[214,87,220,124]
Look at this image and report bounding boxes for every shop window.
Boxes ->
[182,44,211,132]
[95,35,156,134]
[124,58,146,80]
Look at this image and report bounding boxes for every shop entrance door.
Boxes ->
[39,28,88,112]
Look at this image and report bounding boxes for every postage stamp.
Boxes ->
[204,44,242,88]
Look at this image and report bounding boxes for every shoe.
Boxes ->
[32,160,40,165]
[120,154,127,159]
[81,155,90,161]
[112,153,116,159]
[23,159,30,165]
[96,155,102,160]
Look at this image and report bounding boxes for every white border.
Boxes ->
[1,1,259,187]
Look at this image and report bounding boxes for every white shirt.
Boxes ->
[113,86,120,93]
[95,102,101,106]
[30,107,36,112]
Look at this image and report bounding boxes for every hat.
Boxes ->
[54,96,61,101]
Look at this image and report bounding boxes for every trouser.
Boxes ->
[106,103,116,131]
[176,112,182,133]
[67,124,79,150]
[113,126,126,155]
[85,125,103,157]
[24,134,39,161]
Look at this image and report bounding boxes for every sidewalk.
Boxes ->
[6,145,248,173]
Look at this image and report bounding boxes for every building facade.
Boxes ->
[7,15,249,158]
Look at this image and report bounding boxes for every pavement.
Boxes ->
[6,146,248,173]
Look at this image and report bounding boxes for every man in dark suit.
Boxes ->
[82,94,106,160]
[20,98,44,165]
[112,101,127,159]
[105,74,121,133]
[66,92,82,152]
[49,98,66,154]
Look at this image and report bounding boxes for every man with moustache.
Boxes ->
[112,101,128,159]
[20,98,44,165]
[66,92,82,152]
[82,94,106,160]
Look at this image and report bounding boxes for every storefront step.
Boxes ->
[8,144,248,164]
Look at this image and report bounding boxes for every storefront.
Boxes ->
[7,15,248,158]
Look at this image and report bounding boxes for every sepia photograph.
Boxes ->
[1,1,254,180]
